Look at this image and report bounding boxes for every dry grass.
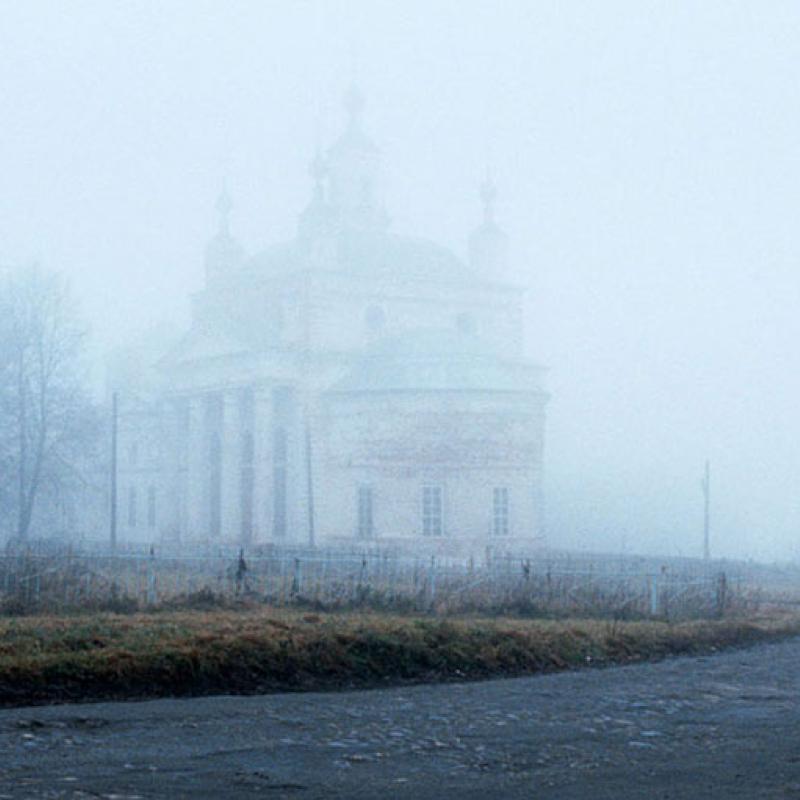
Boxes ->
[1,607,799,707]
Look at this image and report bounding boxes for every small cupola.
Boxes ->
[205,184,245,286]
[468,174,508,275]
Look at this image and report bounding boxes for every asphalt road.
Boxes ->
[2,638,800,799]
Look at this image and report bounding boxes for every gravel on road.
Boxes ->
[2,637,800,799]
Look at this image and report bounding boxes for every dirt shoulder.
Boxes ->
[2,607,799,706]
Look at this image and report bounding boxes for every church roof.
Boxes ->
[245,229,470,284]
[207,87,519,290]
[329,329,545,395]
[158,327,251,367]
[337,231,466,281]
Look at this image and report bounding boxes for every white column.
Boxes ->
[221,391,242,544]
[251,386,272,543]
[186,395,206,541]
[162,398,185,542]
[282,389,304,543]
[295,392,318,547]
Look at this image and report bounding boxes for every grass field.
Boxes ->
[2,605,799,706]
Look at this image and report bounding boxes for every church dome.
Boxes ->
[330,328,544,395]
[335,230,467,281]
[246,228,469,284]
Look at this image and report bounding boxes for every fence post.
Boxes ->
[649,574,659,616]
[716,571,727,617]
[147,551,157,606]
[292,558,301,597]
[356,557,367,603]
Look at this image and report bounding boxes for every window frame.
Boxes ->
[357,485,375,539]
[492,487,510,536]
[422,485,444,537]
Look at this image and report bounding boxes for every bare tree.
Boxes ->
[0,265,94,543]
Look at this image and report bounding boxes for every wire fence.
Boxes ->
[0,544,762,620]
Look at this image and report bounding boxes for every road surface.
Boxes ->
[2,637,800,799]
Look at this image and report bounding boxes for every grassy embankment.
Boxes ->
[2,605,799,706]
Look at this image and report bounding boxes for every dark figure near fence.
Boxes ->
[235,550,248,596]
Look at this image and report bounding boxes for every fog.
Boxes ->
[1,0,798,561]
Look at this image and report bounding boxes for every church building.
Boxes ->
[114,87,548,552]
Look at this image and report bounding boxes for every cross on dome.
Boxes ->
[469,171,507,274]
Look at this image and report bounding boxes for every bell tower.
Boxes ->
[325,85,388,232]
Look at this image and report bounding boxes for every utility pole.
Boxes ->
[701,460,710,560]
[110,391,118,552]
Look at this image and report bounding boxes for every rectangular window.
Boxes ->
[492,487,509,536]
[357,486,374,539]
[128,487,137,528]
[422,486,443,537]
[147,486,156,529]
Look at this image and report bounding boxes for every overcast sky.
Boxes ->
[1,0,798,560]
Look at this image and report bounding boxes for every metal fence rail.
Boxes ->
[0,547,751,619]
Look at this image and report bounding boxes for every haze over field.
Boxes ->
[0,1,798,560]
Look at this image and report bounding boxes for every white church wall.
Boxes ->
[317,389,546,550]
[108,88,547,554]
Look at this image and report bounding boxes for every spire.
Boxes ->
[298,148,334,245]
[469,172,508,275]
[205,183,244,285]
